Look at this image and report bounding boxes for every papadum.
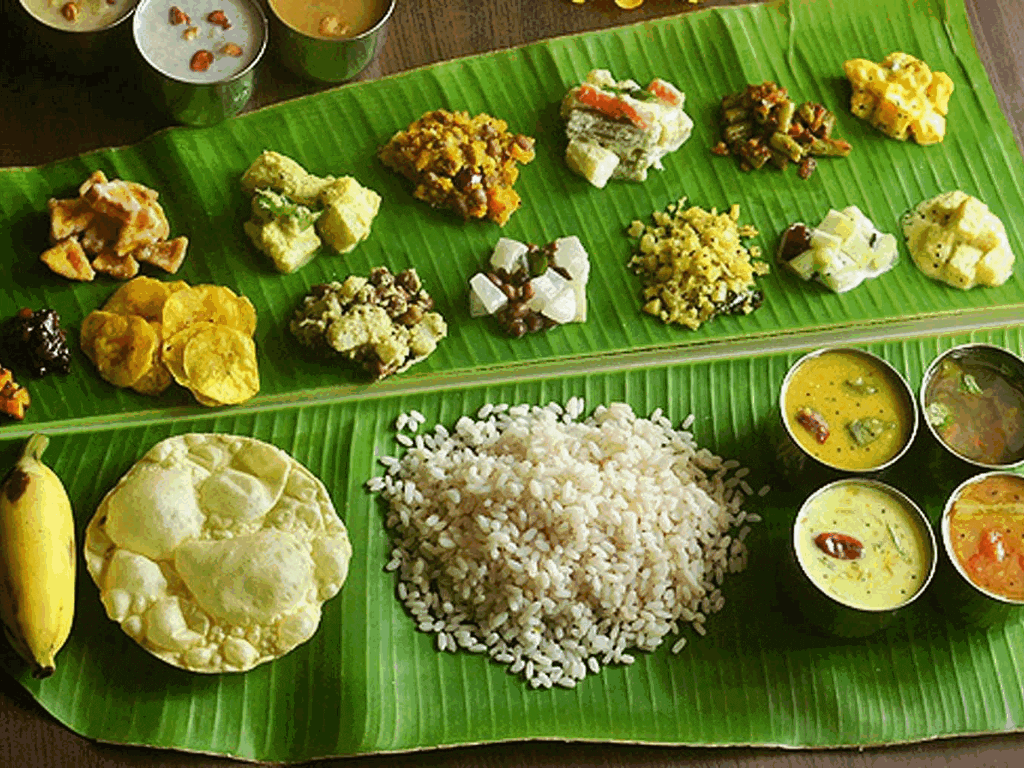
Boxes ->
[83,434,352,673]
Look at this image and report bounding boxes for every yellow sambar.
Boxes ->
[783,349,915,471]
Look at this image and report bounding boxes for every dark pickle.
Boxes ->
[0,308,72,378]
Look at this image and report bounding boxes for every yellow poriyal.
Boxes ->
[844,52,954,145]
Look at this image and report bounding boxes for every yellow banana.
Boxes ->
[0,433,76,679]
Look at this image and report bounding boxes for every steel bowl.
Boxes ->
[11,0,138,75]
[782,477,937,638]
[920,343,1024,472]
[132,0,268,127]
[932,470,1024,627]
[267,0,394,83]
[771,347,919,489]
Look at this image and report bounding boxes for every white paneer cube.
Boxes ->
[553,236,590,282]
[490,238,529,274]
[541,287,577,324]
[572,280,587,321]
[810,228,843,253]
[866,233,898,273]
[468,272,508,317]
[785,249,817,281]
[819,268,864,293]
[843,232,872,268]
[528,270,571,313]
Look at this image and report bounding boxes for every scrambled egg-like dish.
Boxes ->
[844,51,954,145]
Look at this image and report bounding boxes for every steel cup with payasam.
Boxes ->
[783,477,937,638]
[11,0,138,74]
[132,0,268,127]
[771,347,918,489]
[933,471,1024,627]
[267,0,394,83]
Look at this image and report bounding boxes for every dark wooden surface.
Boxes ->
[2,0,1024,765]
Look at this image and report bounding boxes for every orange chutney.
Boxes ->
[948,473,1024,601]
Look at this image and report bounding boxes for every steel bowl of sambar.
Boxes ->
[772,347,919,489]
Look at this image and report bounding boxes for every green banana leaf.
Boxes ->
[1,0,1024,761]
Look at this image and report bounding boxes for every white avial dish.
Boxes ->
[134,0,265,84]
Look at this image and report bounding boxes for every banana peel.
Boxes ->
[0,434,76,678]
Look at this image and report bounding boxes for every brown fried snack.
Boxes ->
[40,172,188,281]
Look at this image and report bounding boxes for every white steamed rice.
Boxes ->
[365,397,759,688]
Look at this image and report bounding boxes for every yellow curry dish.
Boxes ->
[783,348,916,472]
[796,479,935,612]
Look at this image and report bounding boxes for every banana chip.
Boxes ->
[102,276,187,321]
[81,276,259,406]
[162,285,257,338]
[80,311,159,388]
[181,325,260,405]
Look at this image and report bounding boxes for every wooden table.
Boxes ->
[2,0,1024,765]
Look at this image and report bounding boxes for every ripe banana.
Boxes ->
[0,433,76,679]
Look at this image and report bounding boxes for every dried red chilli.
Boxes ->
[814,532,864,560]
[796,406,830,444]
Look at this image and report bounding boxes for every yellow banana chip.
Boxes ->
[162,321,220,386]
[81,311,158,388]
[130,322,174,396]
[83,278,259,406]
[102,275,172,321]
[163,285,257,338]
[182,325,260,405]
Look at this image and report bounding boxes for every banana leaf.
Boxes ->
[1,0,1024,761]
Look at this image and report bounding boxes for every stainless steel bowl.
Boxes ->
[932,470,1024,627]
[11,0,138,75]
[920,343,1024,472]
[782,478,937,638]
[267,0,394,83]
[771,347,919,489]
[132,0,268,127]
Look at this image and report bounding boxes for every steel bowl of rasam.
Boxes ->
[267,0,394,83]
[933,471,1024,627]
[12,0,139,74]
[132,0,267,127]
[784,477,937,638]
[920,343,1024,472]
[773,347,918,488]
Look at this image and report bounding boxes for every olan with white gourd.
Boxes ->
[778,205,898,293]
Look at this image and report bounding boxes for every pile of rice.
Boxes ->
[366,397,762,689]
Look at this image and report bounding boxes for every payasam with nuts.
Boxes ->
[84,433,352,673]
[378,109,535,226]
[40,171,188,282]
[628,200,768,330]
